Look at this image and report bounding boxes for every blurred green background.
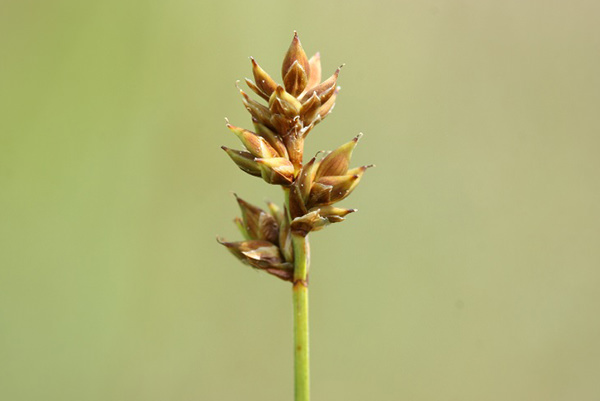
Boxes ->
[2,0,599,400]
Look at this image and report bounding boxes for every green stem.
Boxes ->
[292,233,310,401]
[283,186,310,400]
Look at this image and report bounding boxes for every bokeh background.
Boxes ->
[2,0,599,400]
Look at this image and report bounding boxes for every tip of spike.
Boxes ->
[353,133,364,142]
[290,31,302,47]
[332,65,344,77]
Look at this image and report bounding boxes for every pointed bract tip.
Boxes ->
[353,133,364,143]
[216,236,226,244]
[317,150,332,160]
[220,145,229,151]
[224,117,230,125]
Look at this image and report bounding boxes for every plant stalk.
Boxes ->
[292,232,310,401]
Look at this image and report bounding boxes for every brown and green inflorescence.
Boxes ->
[218,32,372,282]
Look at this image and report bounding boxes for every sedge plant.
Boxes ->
[217,32,372,401]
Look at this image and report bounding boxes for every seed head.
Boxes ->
[219,33,372,280]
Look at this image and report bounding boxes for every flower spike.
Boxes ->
[220,33,371,271]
